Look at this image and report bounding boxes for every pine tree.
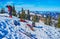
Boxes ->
[17,11,20,18]
[45,14,51,25]
[32,14,38,22]
[47,14,51,25]
[0,8,5,14]
[57,16,60,28]
[12,5,17,16]
[44,17,47,24]
[26,10,30,20]
[20,8,26,19]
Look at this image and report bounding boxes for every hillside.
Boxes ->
[0,14,60,39]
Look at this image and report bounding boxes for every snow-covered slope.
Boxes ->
[0,14,60,39]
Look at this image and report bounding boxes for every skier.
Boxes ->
[6,5,12,18]
[27,24,34,31]
[26,22,35,31]
[32,22,35,27]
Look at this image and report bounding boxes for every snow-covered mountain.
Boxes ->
[0,14,60,39]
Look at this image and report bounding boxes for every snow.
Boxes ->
[30,12,35,15]
[0,14,60,39]
[0,13,9,17]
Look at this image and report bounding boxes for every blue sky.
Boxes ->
[0,0,60,11]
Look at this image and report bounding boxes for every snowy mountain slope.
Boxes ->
[0,14,60,39]
[0,15,31,39]
[20,21,60,39]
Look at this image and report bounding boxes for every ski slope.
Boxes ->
[0,14,60,39]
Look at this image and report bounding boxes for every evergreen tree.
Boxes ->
[44,17,47,24]
[20,8,26,19]
[0,8,5,14]
[26,10,30,20]
[57,16,60,28]
[47,14,51,25]
[17,11,20,18]
[32,14,38,22]
[12,5,17,16]
[44,14,47,25]
[21,8,24,12]
[45,14,51,25]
